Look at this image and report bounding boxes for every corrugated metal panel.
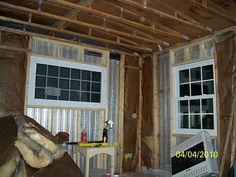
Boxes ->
[158,52,171,172]
[107,59,120,172]
[108,59,120,143]
[27,108,104,142]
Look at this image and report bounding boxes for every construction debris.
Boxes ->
[0,113,83,177]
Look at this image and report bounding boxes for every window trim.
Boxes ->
[173,59,217,136]
[28,56,107,108]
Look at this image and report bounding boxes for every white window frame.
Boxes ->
[173,59,217,136]
[28,56,107,108]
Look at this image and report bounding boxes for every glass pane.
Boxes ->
[179,100,188,114]
[71,80,80,90]
[36,64,47,75]
[91,93,101,103]
[81,92,90,102]
[82,70,91,81]
[71,69,80,79]
[180,115,189,128]
[189,45,200,60]
[174,49,184,64]
[202,65,213,80]
[191,82,201,96]
[70,91,80,101]
[179,70,189,83]
[191,67,201,81]
[59,90,69,101]
[180,84,190,97]
[81,81,91,91]
[203,81,214,94]
[48,65,58,77]
[202,114,214,129]
[92,72,101,82]
[36,76,46,87]
[60,67,70,78]
[190,114,201,129]
[47,77,58,87]
[91,82,101,92]
[46,95,57,100]
[202,99,213,113]
[35,88,45,99]
[59,79,69,89]
[190,99,200,113]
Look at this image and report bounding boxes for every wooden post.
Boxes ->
[118,54,125,174]
[152,53,160,168]
[137,57,143,172]
[24,35,32,115]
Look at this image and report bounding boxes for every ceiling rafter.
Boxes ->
[0,16,149,52]
[0,1,164,46]
[180,0,236,24]
[52,0,96,29]
[103,0,189,40]
[46,0,184,40]
[154,0,206,29]
[112,0,212,32]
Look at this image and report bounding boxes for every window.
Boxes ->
[28,56,107,108]
[174,60,216,136]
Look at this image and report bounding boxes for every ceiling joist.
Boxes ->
[46,0,184,41]
[111,0,212,32]
[0,1,164,46]
[103,0,189,40]
[0,16,149,52]
[52,0,96,29]
[180,0,236,24]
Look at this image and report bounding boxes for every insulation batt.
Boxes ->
[15,140,52,169]
[14,115,65,169]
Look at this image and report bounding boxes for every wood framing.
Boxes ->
[118,54,125,173]
[152,53,160,168]
[46,0,185,40]
[111,0,211,32]
[137,57,143,172]
[52,0,96,29]
[0,1,162,45]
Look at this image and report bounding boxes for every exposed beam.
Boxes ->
[180,0,236,24]
[0,16,149,52]
[52,0,95,29]
[0,1,163,45]
[103,0,189,40]
[155,0,207,29]
[0,27,140,56]
[0,45,30,53]
[112,0,212,32]
[46,0,184,40]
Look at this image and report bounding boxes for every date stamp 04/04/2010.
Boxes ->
[175,150,218,159]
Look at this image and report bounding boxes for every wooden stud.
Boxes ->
[0,1,160,45]
[137,57,143,172]
[118,54,125,173]
[24,36,32,115]
[0,44,30,53]
[152,53,160,168]
[0,16,147,53]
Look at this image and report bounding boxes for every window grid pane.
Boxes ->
[35,64,101,103]
[177,63,215,132]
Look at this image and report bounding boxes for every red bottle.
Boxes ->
[81,131,87,142]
